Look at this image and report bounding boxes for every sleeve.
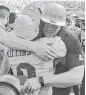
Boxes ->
[65,33,84,69]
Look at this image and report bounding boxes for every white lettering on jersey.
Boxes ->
[7,49,31,57]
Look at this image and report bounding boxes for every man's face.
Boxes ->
[43,22,61,37]
[77,19,85,30]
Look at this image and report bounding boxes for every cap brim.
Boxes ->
[41,17,65,26]
[0,82,21,95]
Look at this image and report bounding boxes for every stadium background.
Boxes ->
[0,0,85,15]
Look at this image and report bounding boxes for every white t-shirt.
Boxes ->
[3,32,67,95]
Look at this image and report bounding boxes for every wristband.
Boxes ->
[39,76,44,87]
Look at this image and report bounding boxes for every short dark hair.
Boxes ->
[9,12,17,24]
[0,5,10,18]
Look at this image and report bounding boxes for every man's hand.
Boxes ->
[33,42,57,61]
[23,78,41,94]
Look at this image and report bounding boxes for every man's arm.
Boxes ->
[43,33,84,88]
[23,53,84,89]
[1,36,36,52]
[0,33,57,60]
[23,33,84,90]
[43,65,84,88]
[42,33,84,88]
[23,64,84,91]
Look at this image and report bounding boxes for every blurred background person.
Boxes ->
[72,10,85,95]
[74,11,85,53]
[0,5,10,76]
[0,5,10,35]
[65,16,82,42]
[65,11,85,95]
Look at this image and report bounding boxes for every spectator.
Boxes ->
[0,5,10,75]
[0,5,10,34]
[75,11,85,53]
[66,16,82,42]
[65,14,85,95]
[73,11,85,95]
